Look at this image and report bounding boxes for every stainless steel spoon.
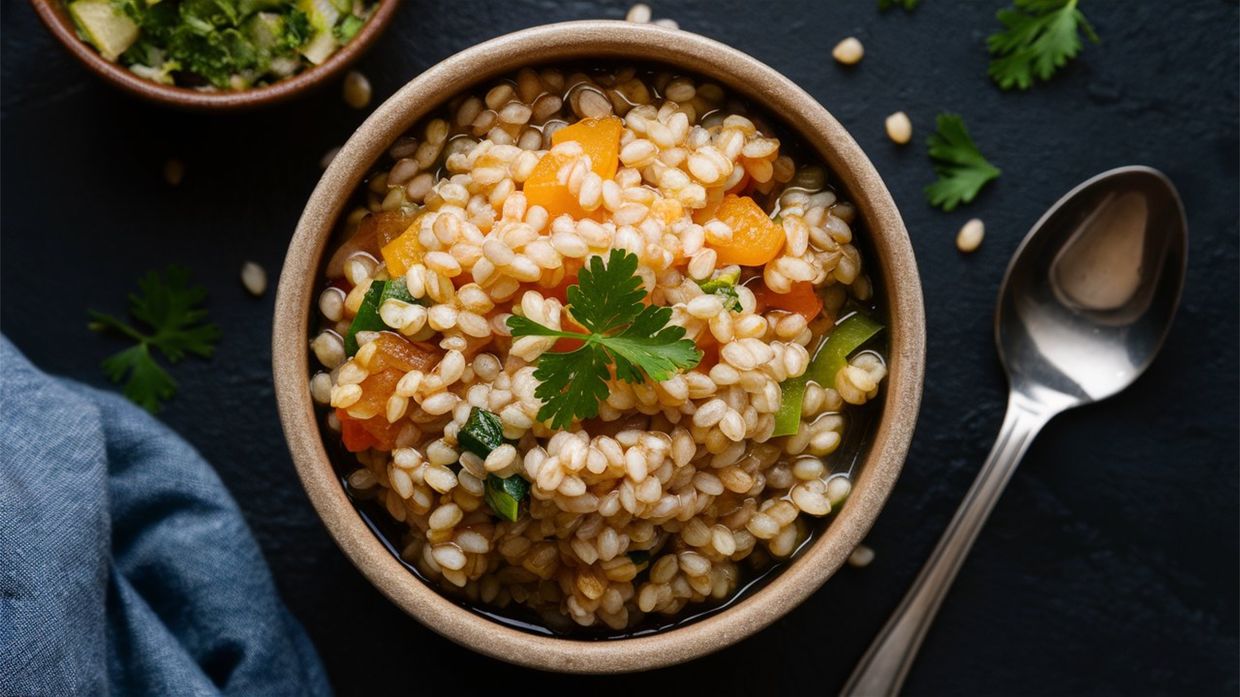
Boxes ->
[843,166,1188,696]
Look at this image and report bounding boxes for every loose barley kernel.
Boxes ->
[832,37,864,65]
[885,111,912,145]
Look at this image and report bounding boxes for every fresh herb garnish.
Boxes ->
[88,266,220,413]
[987,0,1099,90]
[507,249,702,429]
[878,0,920,11]
[924,113,1001,212]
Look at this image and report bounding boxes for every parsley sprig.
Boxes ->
[925,113,1001,211]
[988,0,1099,90]
[88,267,220,412]
[507,249,701,429]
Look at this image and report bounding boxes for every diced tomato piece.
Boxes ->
[752,281,823,323]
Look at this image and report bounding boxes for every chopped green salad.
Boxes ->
[66,0,373,89]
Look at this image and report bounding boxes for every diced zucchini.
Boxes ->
[695,269,742,312]
[379,277,416,306]
[772,313,883,437]
[484,474,529,522]
[458,407,504,458]
[69,0,140,62]
[343,280,386,356]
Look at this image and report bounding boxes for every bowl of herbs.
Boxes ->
[31,0,400,110]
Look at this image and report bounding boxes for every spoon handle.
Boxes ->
[841,391,1056,697]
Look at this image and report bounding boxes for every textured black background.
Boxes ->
[3,1,1237,694]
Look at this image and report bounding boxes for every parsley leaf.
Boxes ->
[987,0,1099,90]
[878,0,919,11]
[507,249,701,429]
[924,113,1001,211]
[88,266,220,412]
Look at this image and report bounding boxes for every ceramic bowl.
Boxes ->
[30,0,400,110]
[273,20,924,673]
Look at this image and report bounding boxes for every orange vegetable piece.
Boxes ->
[368,333,442,374]
[336,408,403,452]
[552,117,622,179]
[327,210,418,278]
[752,281,823,323]
[379,221,424,277]
[524,116,622,219]
[348,369,402,420]
[710,195,786,267]
[338,410,379,452]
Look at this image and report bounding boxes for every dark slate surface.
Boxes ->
[3,1,1237,694]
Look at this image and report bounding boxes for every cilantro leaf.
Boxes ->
[89,266,220,412]
[508,249,702,429]
[878,0,919,11]
[924,113,1001,211]
[987,0,1099,90]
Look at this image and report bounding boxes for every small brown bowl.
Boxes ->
[274,20,925,673]
[30,0,400,110]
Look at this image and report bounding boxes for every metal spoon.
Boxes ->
[842,166,1188,696]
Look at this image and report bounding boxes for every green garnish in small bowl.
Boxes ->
[64,0,378,90]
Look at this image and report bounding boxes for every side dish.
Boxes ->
[66,0,375,89]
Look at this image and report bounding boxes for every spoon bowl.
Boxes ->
[998,166,1188,408]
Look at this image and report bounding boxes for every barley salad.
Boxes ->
[309,62,888,633]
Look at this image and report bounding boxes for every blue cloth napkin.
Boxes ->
[0,337,330,697]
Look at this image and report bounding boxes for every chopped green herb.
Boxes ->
[696,270,743,313]
[74,0,371,89]
[507,250,702,430]
[343,280,386,356]
[987,0,1099,90]
[878,0,920,10]
[88,266,220,413]
[773,313,883,437]
[485,474,530,522]
[334,14,365,42]
[924,113,1001,212]
[459,408,504,459]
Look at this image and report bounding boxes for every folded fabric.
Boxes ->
[0,337,330,697]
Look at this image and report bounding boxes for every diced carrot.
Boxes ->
[752,281,823,323]
[552,117,622,179]
[337,408,402,452]
[327,210,417,278]
[379,222,424,277]
[545,273,578,304]
[709,194,786,267]
[368,333,442,374]
[524,116,622,220]
[348,369,402,420]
